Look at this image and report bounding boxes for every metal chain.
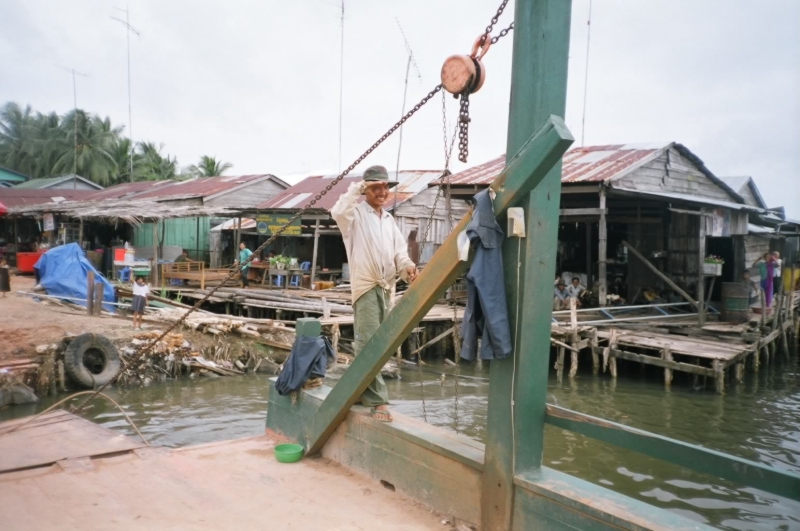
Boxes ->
[491,22,514,44]
[73,84,444,413]
[457,92,471,163]
[480,0,511,47]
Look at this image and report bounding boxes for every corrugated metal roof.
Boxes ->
[0,189,95,210]
[258,170,442,212]
[13,174,103,190]
[719,176,768,209]
[444,143,669,186]
[133,175,286,201]
[86,180,177,200]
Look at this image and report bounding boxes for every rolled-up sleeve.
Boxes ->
[392,223,415,281]
[330,182,362,237]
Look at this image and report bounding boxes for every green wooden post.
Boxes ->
[304,118,573,455]
[480,1,572,529]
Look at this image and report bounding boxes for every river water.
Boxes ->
[4,355,799,530]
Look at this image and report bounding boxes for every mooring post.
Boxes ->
[86,270,95,316]
[481,1,572,529]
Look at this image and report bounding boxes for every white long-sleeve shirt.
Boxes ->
[330,182,415,303]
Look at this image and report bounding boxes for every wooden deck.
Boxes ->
[0,411,146,474]
[0,412,444,530]
[161,262,235,290]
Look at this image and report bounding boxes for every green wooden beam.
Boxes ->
[303,116,573,455]
[545,405,800,501]
[481,1,572,529]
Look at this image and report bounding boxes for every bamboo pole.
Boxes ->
[698,214,707,326]
[598,188,607,307]
[86,270,95,315]
[310,219,320,287]
[622,240,699,310]
[147,222,157,286]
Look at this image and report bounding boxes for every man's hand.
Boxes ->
[406,265,418,283]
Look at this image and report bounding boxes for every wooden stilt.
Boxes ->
[556,346,565,383]
[86,270,95,316]
[662,347,672,386]
[697,215,707,326]
[713,359,724,394]
[735,360,744,383]
[93,282,103,316]
[568,298,578,378]
[598,189,607,307]
[590,328,599,374]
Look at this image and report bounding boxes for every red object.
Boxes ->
[114,248,126,261]
[0,201,7,216]
[17,251,45,274]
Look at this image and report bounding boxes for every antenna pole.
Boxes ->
[580,0,593,146]
[112,7,140,182]
[392,55,412,215]
[337,1,345,172]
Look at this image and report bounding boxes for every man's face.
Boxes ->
[572,279,580,287]
[743,272,750,281]
[136,278,144,285]
[557,284,566,292]
[239,243,245,250]
[364,182,390,209]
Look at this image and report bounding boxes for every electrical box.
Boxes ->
[507,207,526,238]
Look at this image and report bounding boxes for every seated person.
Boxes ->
[566,277,589,308]
[553,279,569,310]
[174,249,193,263]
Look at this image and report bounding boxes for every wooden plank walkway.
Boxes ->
[0,411,146,473]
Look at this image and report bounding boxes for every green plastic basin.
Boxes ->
[274,443,304,463]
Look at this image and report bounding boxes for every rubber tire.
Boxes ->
[63,333,122,389]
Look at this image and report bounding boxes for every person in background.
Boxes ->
[753,252,775,307]
[131,276,150,329]
[331,164,417,423]
[235,242,253,288]
[742,269,760,306]
[553,279,569,310]
[174,249,193,263]
[566,276,587,308]
[0,258,10,298]
[772,251,782,280]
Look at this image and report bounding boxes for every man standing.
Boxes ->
[331,165,417,423]
[235,242,253,288]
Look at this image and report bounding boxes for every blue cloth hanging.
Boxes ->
[460,189,513,361]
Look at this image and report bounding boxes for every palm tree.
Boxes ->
[109,137,134,184]
[188,155,233,177]
[52,111,121,186]
[135,141,178,181]
[0,102,37,177]
[31,111,65,178]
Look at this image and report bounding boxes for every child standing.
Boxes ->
[131,276,150,329]
[0,258,10,298]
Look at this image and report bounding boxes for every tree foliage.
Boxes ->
[0,101,232,187]
[188,155,233,177]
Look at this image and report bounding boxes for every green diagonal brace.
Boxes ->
[304,115,573,455]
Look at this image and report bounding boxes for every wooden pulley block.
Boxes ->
[441,36,491,96]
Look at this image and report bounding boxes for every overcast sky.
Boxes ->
[1,0,798,217]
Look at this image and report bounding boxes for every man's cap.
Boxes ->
[557,279,566,286]
[363,165,398,187]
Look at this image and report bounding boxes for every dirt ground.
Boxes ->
[0,275,162,359]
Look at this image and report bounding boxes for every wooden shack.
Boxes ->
[444,142,799,310]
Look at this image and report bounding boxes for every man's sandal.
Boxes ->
[370,407,393,423]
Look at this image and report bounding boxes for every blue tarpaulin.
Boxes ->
[34,243,116,312]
